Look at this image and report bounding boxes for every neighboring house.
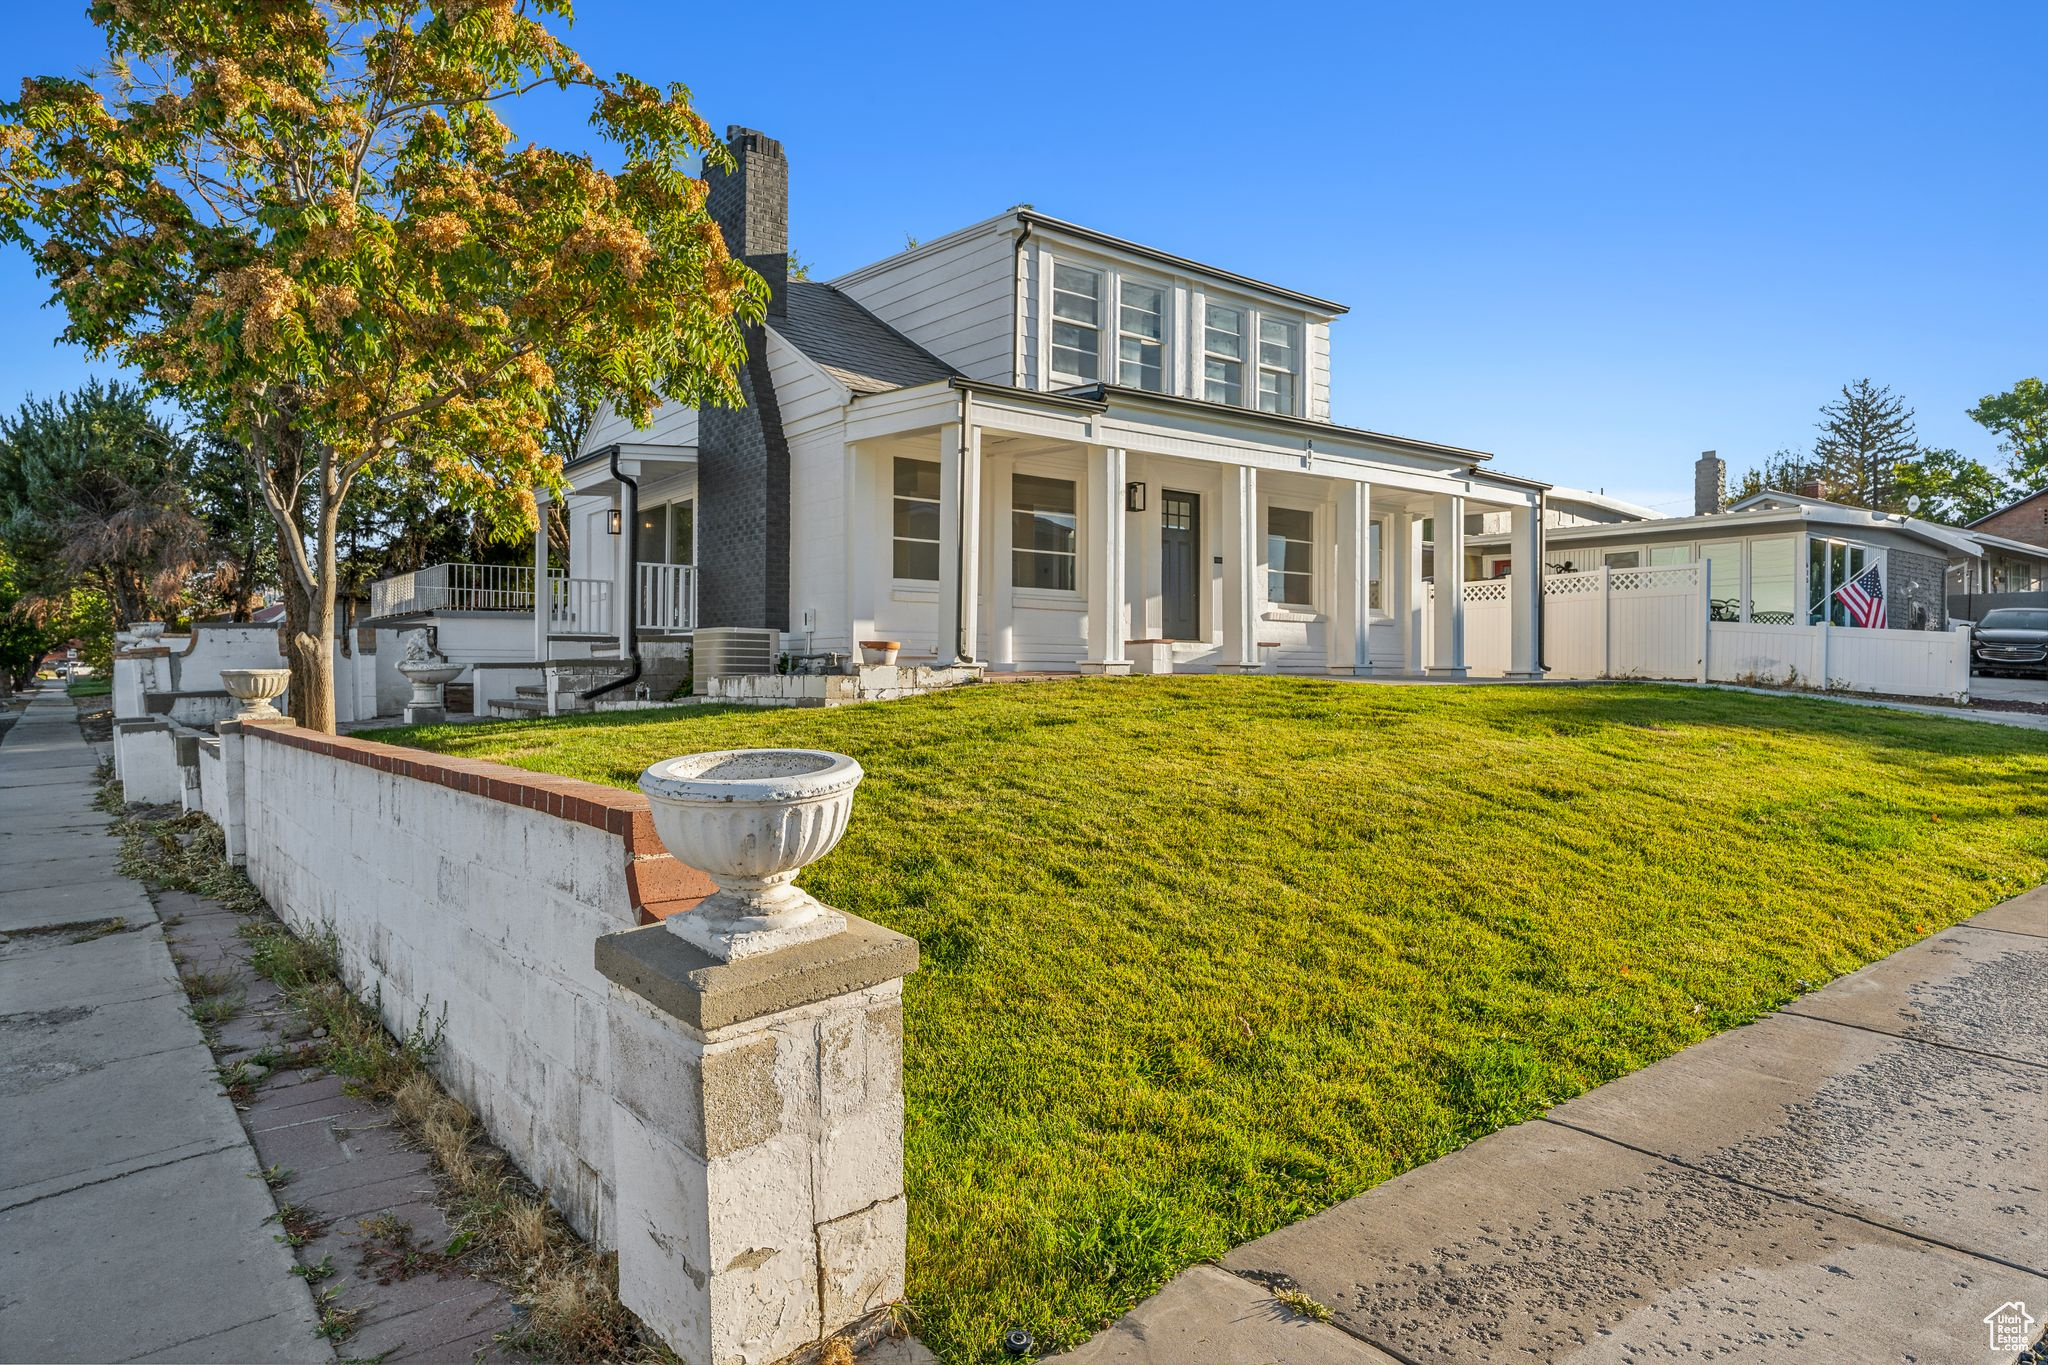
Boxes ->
[1465,454,2032,632]
[368,125,1551,685]
[1958,486,2048,594]
[1465,486,1665,580]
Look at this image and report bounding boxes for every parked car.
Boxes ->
[1969,608,2048,677]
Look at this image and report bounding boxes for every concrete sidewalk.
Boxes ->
[1057,889,2048,1364]
[0,685,328,1363]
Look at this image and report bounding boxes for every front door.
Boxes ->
[1161,490,1200,640]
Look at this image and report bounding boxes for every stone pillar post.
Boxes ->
[595,918,917,1365]
[1428,492,1468,678]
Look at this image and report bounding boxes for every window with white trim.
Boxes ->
[1203,304,1245,405]
[892,458,941,581]
[1267,505,1315,606]
[1050,264,1102,384]
[1369,519,1385,611]
[1258,317,1300,415]
[1012,474,1078,591]
[1117,280,1166,391]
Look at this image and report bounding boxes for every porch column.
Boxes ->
[1507,502,1542,678]
[1081,445,1130,674]
[936,425,984,666]
[1218,464,1260,671]
[987,455,1015,669]
[1428,491,1467,677]
[614,474,633,658]
[532,493,550,660]
[1329,480,1372,675]
[844,442,877,652]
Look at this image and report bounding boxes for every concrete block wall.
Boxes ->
[1886,548,1949,631]
[233,726,714,1239]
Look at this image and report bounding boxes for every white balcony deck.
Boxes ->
[367,562,696,636]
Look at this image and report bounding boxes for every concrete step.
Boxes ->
[488,698,546,718]
[514,684,548,698]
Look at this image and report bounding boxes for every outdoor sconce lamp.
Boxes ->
[1126,482,1147,513]
[608,509,623,535]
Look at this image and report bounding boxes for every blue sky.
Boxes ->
[3,2,2042,514]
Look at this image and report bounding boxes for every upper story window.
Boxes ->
[892,458,941,580]
[1117,281,1166,391]
[1050,264,1102,384]
[1203,304,1244,405]
[1258,317,1300,415]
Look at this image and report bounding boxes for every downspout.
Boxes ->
[581,445,643,701]
[953,389,976,664]
[1011,218,1032,385]
[1536,488,1549,674]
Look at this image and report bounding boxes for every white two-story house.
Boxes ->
[386,126,1552,691]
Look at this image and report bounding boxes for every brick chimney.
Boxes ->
[1796,479,1825,499]
[696,126,792,632]
[1693,450,1725,516]
[706,126,788,317]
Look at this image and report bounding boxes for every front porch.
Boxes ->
[365,559,698,649]
[844,381,1547,680]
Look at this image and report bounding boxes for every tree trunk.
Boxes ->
[276,521,318,727]
[297,503,342,735]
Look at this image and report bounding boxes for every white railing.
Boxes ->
[369,560,692,638]
[549,576,613,636]
[636,562,697,634]
[370,562,538,617]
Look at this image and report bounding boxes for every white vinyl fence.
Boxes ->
[1454,566,1972,701]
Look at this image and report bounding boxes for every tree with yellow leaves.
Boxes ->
[1,1,762,730]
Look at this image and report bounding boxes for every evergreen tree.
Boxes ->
[1812,379,1918,509]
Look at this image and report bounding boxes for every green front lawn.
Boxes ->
[65,676,111,698]
[379,679,2048,1361]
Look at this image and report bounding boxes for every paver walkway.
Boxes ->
[0,685,329,1363]
[1056,888,2048,1364]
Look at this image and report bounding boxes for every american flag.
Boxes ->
[1833,563,1885,628]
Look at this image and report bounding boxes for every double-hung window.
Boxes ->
[1267,506,1315,607]
[1050,265,1102,384]
[1117,281,1166,391]
[1258,317,1300,414]
[1203,304,1245,405]
[1012,474,1078,591]
[892,458,941,581]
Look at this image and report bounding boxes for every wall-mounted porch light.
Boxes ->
[1126,482,1147,513]
[608,509,623,535]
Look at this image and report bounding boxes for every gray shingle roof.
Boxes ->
[772,282,957,395]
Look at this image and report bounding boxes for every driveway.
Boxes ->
[1973,672,2048,705]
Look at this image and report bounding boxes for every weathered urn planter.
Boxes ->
[858,640,901,667]
[128,620,166,644]
[396,630,461,723]
[637,748,864,961]
[219,667,291,721]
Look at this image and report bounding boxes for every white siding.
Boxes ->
[834,222,1018,384]
[576,397,699,463]
[1308,322,1332,422]
[767,331,857,653]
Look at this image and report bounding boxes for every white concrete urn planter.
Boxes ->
[397,659,463,722]
[220,667,291,721]
[638,748,864,961]
[858,640,901,667]
[129,620,166,643]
